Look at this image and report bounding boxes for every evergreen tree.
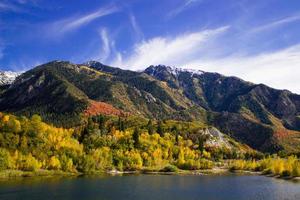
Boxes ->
[147,119,154,135]
[171,125,179,144]
[157,121,164,137]
[98,115,106,134]
[171,125,178,133]
[133,127,140,148]
[79,127,89,143]
[175,132,179,145]
[197,135,206,153]
[118,117,125,131]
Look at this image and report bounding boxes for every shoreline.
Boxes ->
[107,167,300,182]
[1,168,299,182]
[0,170,80,180]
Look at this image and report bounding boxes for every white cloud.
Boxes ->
[115,26,229,70]
[185,44,300,94]
[84,27,122,64]
[167,0,203,19]
[110,40,123,66]
[111,25,300,94]
[129,13,143,41]
[48,5,118,36]
[99,28,111,61]
[250,14,300,33]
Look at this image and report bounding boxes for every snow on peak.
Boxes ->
[170,67,204,76]
[148,65,204,77]
[0,71,22,85]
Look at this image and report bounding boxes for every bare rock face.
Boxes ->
[0,71,21,85]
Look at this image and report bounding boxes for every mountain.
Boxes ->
[0,71,21,85]
[144,65,300,153]
[0,60,299,153]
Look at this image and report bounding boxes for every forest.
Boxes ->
[0,112,299,178]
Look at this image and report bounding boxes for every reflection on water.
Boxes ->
[0,174,299,200]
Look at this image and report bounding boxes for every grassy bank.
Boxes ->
[0,169,79,179]
[1,158,300,181]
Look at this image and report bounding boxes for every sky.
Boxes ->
[1,0,300,93]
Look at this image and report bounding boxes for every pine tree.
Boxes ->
[118,117,125,131]
[147,119,154,135]
[133,127,140,148]
[171,125,179,144]
[98,115,106,134]
[175,132,179,145]
[197,136,205,152]
[79,127,89,143]
[157,121,164,137]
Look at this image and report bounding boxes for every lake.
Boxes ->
[0,174,299,200]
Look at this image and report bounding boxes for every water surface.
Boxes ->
[0,174,299,200]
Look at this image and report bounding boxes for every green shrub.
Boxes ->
[262,168,272,175]
[281,170,292,177]
[160,165,178,172]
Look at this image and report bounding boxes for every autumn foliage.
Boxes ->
[84,100,127,117]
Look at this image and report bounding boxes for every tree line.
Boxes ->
[0,112,282,174]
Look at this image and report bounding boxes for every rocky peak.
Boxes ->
[0,70,22,85]
[144,65,204,78]
[84,61,106,70]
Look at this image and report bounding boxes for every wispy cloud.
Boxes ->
[250,14,300,33]
[0,1,22,12]
[99,28,111,61]
[16,0,36,4]
[0,38,5,60]
[129,13,143,41]
[167,0,203,19]
[110,24,300,94]
[110,40,123,66]
[82,27,121,64]
[0,47,4,60]
[114,26,229,70]
[184,44,300,94]
[48,5,119,37]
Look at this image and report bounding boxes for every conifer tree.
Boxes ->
[147,119,154,135]
[133,127,140,148]
[157,121,164,137]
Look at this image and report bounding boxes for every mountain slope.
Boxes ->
[144,65,300,131]
[0,62,89,126]
[144,65,300,153]
[0,61,299,153]
[0,61,201,126]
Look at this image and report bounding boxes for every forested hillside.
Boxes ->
[0,113,260,173]
[0,61,300,154]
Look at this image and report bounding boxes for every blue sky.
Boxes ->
[1,0,300,93]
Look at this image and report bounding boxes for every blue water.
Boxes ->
[0,174,299,200]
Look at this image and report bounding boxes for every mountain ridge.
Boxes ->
[0,60,299,153]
